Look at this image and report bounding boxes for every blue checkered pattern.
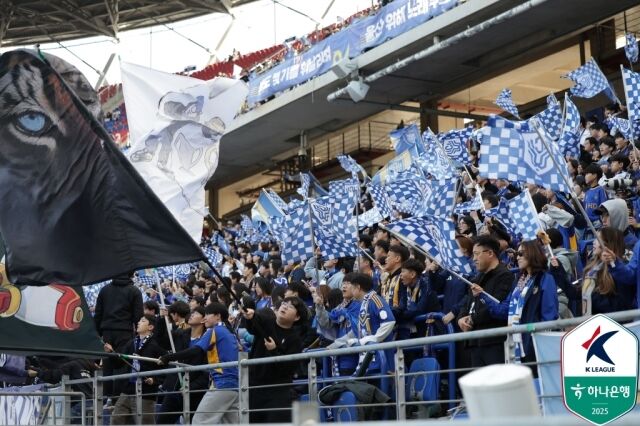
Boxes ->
[266,189,289,213]
[485,197,516,235]
[626,33,639,64]
[478,115,570,193]
[532,94,563,141]
[202,245,223,266]
[136,273,157,286]
[420,130,455,179]
[337,154,367,180]
[454,191,483,215]
[416,179,457,219]
[439,126,472,164]
[329,178,360,206]
[563,58,617,102]
[297,173,311,199]
[367,182,392,218]
[557,94,581,157]
[495,88,521,119]
[622,67,640,125]
[309,193,358,259]
[357,206,383,229]
[83,281,110,308]
[507,190,540,241]
[315,227,357,259]
[387,216,473,275]
[607,116,633,141]
[385,173,427,215]
[281,202,314,264]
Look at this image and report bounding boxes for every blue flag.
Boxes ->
[438,126,473,164]
[625,33,639,64]
[367,182,392,218]
[420,130,456,179]
[507,190,541,241]
[297,173,311,200]
[557,94,581,158]
[416,179,457,219]
[531,93,563,141]
[371,148,416,185]
[562,58,618,103]
[281,202,314,264]
[337,154,368,181]
[252,189,285,230]
[389,124,424,155]
[478,115,570,193]
[495,88,521,119]
[385,171,428,216]
[454,188,484,215]
[621,66,640,127]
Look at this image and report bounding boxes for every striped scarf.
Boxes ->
[507,274,534,362]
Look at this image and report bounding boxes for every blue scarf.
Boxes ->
[507,274,535,362]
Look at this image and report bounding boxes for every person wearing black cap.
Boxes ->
[242,296,306,423]
[583,163,608,229]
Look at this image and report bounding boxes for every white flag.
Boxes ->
[121,62,248,241]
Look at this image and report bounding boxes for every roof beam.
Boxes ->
[49,0,115,38]
[104,0,119,39]
[0,1,15,47]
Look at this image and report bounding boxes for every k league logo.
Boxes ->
[561,314,638,425]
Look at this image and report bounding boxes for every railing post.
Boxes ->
[93,370,103,426]
[135,377,142,425]
[368,122,372,149]
[394,350,406,421]
[182,370,191,424]
[238,352,250,424]
[307,359,318,403]
[61,374,70,424]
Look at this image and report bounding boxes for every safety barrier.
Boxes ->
[4,309,640,425]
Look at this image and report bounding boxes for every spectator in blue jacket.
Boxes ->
[583,164,608,230]
[472,240,558,364]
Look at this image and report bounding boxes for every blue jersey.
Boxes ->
[194,324,239,389]
[583,186,608,224]
[358,291,395,341]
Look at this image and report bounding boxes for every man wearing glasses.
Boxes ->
[456,235,514,367]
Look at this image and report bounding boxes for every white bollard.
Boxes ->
[459,364,541,419]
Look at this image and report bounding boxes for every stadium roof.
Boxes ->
[0,0,257,47]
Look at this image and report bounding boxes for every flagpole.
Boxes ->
[380,224,500,304]
[429,129,462,217]
[530,119,607,251]
[306,198,322,286]
[354,184,361,271]
[153,270,177,355]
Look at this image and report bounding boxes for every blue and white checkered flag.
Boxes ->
[386,217,441,263]
[507,190,541,241]
[495,88,521,119]
[297,173,311,199]
[420,130,456,179]
[315,227,356,259]
[202,245,223,267]
[454,188,483,215]
[478,115,570,193]
[557,94,581,158]
[626,33,639,64]
[622,66,640,125]
[607,116,633,141]
[215,233,231,255]
[337,154,368,180]
[438,126,472,164]
[390,123,425,155]
[416,179,457,219]
[83,281,110,308]
[563,58,618,103]
[329,178,360,206]
[357,206,383,229]
[266,189,289,213]
[484,197,516,233]
[531,93,563,141]
[385,172,428,216]
[367,182,392,218]
[281,202,314,264]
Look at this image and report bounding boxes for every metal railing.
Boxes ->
[5,309,640,425]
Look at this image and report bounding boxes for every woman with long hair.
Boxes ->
[472,240,558,363]
[582,227,634,315]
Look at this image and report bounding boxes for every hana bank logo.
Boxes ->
[582,326,618,366]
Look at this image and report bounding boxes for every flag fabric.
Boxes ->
[310,193,358,259]
[122,61,248,242]
[420,130,456,179]
[240,214,254,236]
[329,178,360,206]
[625,33,639,64]
[557,94,581,158]
[478,115,570,193]
[367,183,392,218]
[416,179,457,219]
[606,116,633,141]
[562,58,618,102]
[297,173,311,199]
[454,189,483,215]
[215,233,231,256]
[281,202,314,264]
[337,154,368,181]
[438,126,473,164]
[0,50,206,287]
[385,172,427,216]
[507,190,541,241]
[386,217,441,263]
[495,88,521,119]
[371,148,415,185]
[484,197,516,234]
[621,66,640,141]
[252,190,286,230]
[389,123,424,155]
[202,245,223,267]
[532,93,563,141]
[357,207,383,229]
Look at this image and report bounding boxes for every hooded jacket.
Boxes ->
[94,275,143,334]
[598,199,638,248]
